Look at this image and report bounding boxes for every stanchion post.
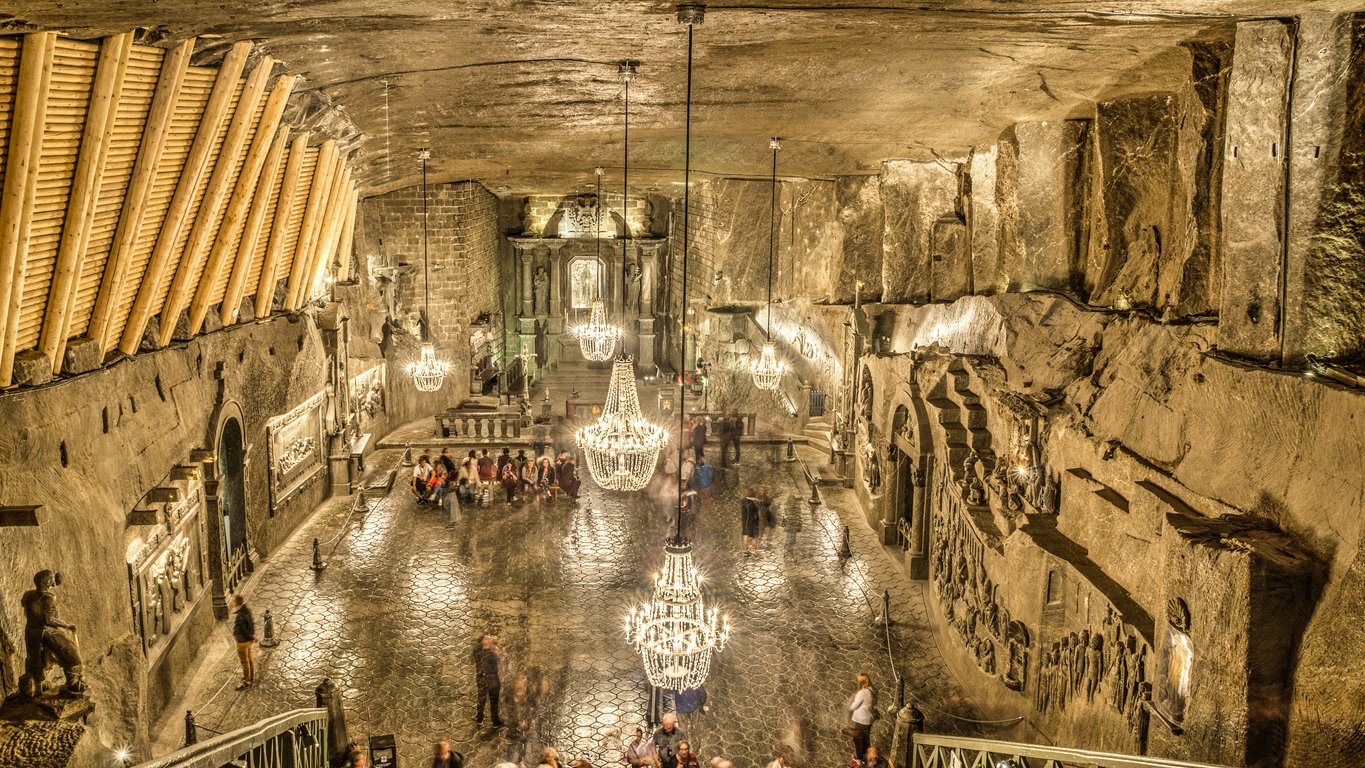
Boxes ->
[840,525,852,559]
[784,438,796,462]
[311,538,327,572]
[876,589,894,627]
[260,609,280,647]
[184,710,198,746]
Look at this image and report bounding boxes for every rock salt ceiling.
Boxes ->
[3,0,1358,194]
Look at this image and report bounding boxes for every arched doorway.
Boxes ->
[217,417,250,596]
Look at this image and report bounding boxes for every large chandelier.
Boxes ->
[626,541,731,691]
[408,343,450,392]
[576,356,668,491]
[751,138,788,391]
[573,170,620,361]
[405,148,449,391]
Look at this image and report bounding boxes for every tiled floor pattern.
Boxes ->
[156,443,982,767]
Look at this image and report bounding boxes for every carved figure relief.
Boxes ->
[267,392,327,508]
[128,480,207,658]
[569,259,599,310]
[533,267,550,314]
[278,436,318,476]
[19,570,85,697]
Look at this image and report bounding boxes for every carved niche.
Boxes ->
[127,476,207,658]
[267,392,327,509]
[348,362,388,433]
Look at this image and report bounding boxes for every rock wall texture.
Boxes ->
[356,181,503,403]
[668,12,1365,766]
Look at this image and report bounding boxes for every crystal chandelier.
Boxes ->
[577,356,669,491]
[408,343,450,392]
[572,169,620,361]
[626,541,731,691]
[405,148,449,391]
[751,137,788,391]
[624,3,729,694]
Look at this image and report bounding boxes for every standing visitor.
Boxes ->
[556,451,581,498]
[431,740,462,768]
[412,455,435,504]
[726,412,743,465]
[440,448,457,474]
[473,634,504,727]
[229,595,255,690]
[740,489,761,556]
[690,415,707,459]
[514,449,530,476]
[846,672,875,763]
[652,714,686,768]
[624,727,656,767]
[497,447,513,473]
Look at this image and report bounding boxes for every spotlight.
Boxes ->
[114,747,133,766]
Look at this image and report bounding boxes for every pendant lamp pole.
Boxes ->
[751,138,788,391]
[675,10,698,544]
[407,148,450,392]
[421,148,430,332]
[622,60,635,345]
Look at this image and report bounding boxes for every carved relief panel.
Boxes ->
[267,392,327,509]
[127,478,207,659]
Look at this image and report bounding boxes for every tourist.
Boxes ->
[682,416,695,453]
[555,451,580,498]
[680,449,696,492]
[624,727,656,767]
[502,674,532,764]
[500,461,520,504]
[740,488,761,555]
[535,456,557,502]
[497,447,513,473]
[720,412,742,466]
[478,449,497,486]
[846,672,875,762]
[229,595,255,690]
[693,454,713,499]
[690,414,707,459]
[413,455,435,504]
[537,747,563,768]
[439,447,457,474]
[766,746,791,768]
[514,448,530,475]
[863,747,889,768]
[443,476,462,523]
[473,634,504,727]
[430,463,449,505]
[652,713,686,768]
[675,741,700,768]
[431,739,462,768]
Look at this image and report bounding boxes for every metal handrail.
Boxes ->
[911,733,1234,768]
[136,708,328,768]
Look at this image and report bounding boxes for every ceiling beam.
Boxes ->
[157,52,274,348]
[195,74,298,334]
[118,39,251,356]
[305,163,353,304]
[254,131,309,319]
[88,37,195,358]
[0,32,57,387]
[220,127,290,327]
[284,139,338,310]
[334,182,358,284]
[40,32,134,374]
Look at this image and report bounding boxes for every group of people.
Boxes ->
[682,413,745,468]
[411,447,582,510]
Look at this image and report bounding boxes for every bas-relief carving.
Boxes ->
[127,479,208,659]
[348,363,387,433]
[267,392,327,509]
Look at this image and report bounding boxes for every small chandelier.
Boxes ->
[751,137,788,391]
[406,148,449,391]
[577,356,668,491]
[573,169,620,361]
[626,541,731,691]
[408,344,450,392]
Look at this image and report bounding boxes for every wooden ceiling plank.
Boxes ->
[254,131,308,319]
[88,37,194,357]
[157,55,275,346]
[220,127,289,327]
[0,32,57,387]
[41,32,134,374]
[334,181,358,284]
[117,40,251,356]
[283,138,337,310]
[298,158,350,309]
[190,72,296,335]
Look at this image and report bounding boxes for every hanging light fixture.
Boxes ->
[577,60,667,492]
[572,167,620,361]
[625,4,729,693]
[406,148,450,392]
[751,138,789,391]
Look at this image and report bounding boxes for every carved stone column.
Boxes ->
[515,241,535,317]
[908,454,931,579]
[544,240,568,335]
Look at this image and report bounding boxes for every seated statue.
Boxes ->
[20,570,85,697]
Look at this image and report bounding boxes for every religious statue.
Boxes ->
[20,570,86,697]
[533,267,549,315]
[862,440,882,492]
[626,260,643,311]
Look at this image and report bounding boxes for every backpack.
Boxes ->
[695,462,713,489]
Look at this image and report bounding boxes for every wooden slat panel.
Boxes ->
[88,39,192,354]
[15,37,98,352]
[334,181,357,283]
[220,126,289,326]
[254,133,310,318]
[158,56,273,345]
[284,139,336,309]
[69,44,160,338]
[303,161,351,305]
[0,38,23,194]
[102,61,209,349]
[118,40,250,355]
[0,32,56,385]
[241,137,288,306]
[41,33,133,371]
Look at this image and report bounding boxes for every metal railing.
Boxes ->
[910,734,1233,768]
[136,708,329,768]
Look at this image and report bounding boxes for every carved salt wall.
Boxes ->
[267,391,327,510]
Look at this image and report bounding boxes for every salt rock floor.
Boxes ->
[154,444,981,767]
